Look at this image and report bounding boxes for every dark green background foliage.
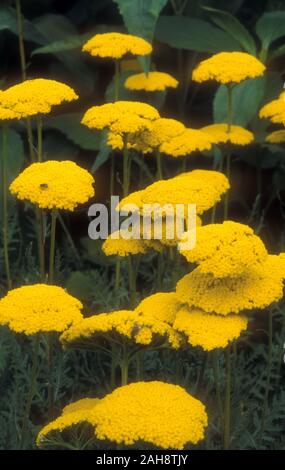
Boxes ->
[0,0,285,450]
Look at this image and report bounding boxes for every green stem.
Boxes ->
[2,126,12,290]
[36,208,45,282]
[37,116,43,162]
[47,333,55,420]
[155,149,163,180]
[260,309,273,439]
[127,255,136,308]
[135,350,143,380]
[114,60,120,101]
[123,134,130,197]
[223,345,231,450]
[213,350,223,435]
[110,153,115,198]
[115,257,121,292]
[49,208,57,284]
[224,85,233,220]
[120,344,129,386]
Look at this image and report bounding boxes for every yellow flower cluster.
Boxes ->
[192,52,265,84]
[82,32,152,59]
[125,72,178,92]
[202,124,254,146]
[174,307,248,351]
[60,309,181,349]
[102,230,148,256]
[260,92,285,125]
[38,382,207,449]
[160,128,212,157]
[176,255,285,315]
[0,284,83,335]
[266,130,285,143]
[0,79,78,117]
[0,102,21,121]
[10,161,95,211]
[82,101,159,135]
[179,221,268,278]
[135,292,182,325]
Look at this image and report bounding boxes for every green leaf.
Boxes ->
[214,76,266,126]
[155,16,241,53]
[81,238,113,267]
[32,35,86,56]
[45,113,101,151]
[91,131,111,173]
[65,271,97,302]
[0,129,25,184]
[203,6,256,55]
[269,43,285,61]
[256,11,285,51]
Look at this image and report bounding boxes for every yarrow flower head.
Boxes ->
[60,309,181,350]
[160,128,212,157]
[82,32,152,60]
[0,284,83,335]
[173,307,248,351]
[179,221,268,278]
[125,72,178,92]
[192,52,265,84]
[102,230,149,257]
[37,382,208,450]
[10,160,95,211]
[202,124,254,146]
[0,79,78,118]
[176,255,285,316]
[266,130,285,143]
[82,101,159,135]
[260,92,285,125]
[135,292,182,325]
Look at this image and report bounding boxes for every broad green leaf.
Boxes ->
[256,11,285,51]
[0,5,41,44]
[45,113,101,151]
[65,271,97,301]
[91,131,111,173]
[203,6,256,55]
[32,35,86,56]
[269,43,285,61]
[0,129,25,184]
[155,16,241,53]
[214,76,266,126]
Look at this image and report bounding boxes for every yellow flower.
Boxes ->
[125,72,178,92]
[102,230,148,256]
[202,124,254,145]
[260,92,285,125]
[38,382,208,450]
[82,101,159,135]
[266,130,285,143]
[82,32,152,59]
[173,307,248,351]
[0,284,83,335]
[37,398,100,447]
[0,103,21,121]
[160,128,212,157]
[192,52,265,84]
[92,381,208,449]
[176,255,285,315]
[179,221,268,278]
[10,161,95,211]
[135,292,182,325]
[60,309,181,349]
[0,79,78,118]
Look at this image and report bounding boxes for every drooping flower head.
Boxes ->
[38,382,208,450]
[160,128,212,157]
[202,124,254,146]
[260,92,285,125]
[179,221,268,278]
[192,52,265,84]
[176,255,285,316]
[82,32,152,60]
[0,284,83,335]
[10,161,95,211]
[266,130,285,143]
[135,292,182,325]
[125,72,178,92]
[82,101,159,135]
[173,307,248,351]
[0,79,78,118]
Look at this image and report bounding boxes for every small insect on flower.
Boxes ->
[40,183,49,190]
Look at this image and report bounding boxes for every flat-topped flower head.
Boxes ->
[60,309,181,350]
[202,124,254,146]
[174,307,248,351]
[37,398,100,448]
[125,72,178,92]
[192,52,265,84]
[0,79,78,118]
[0,284,83,335]
[10,160,95,211]
[102,230,148,257]
[82,32,152,60]
[266,130,285,143]
[135,292,182,325]
[179,221,268,278]
[260,92,285,125]
[176,255,285,316]
[0,101,21,121]
[160,128,212,157]
[92,381,208,449]
[82,101,159,135]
